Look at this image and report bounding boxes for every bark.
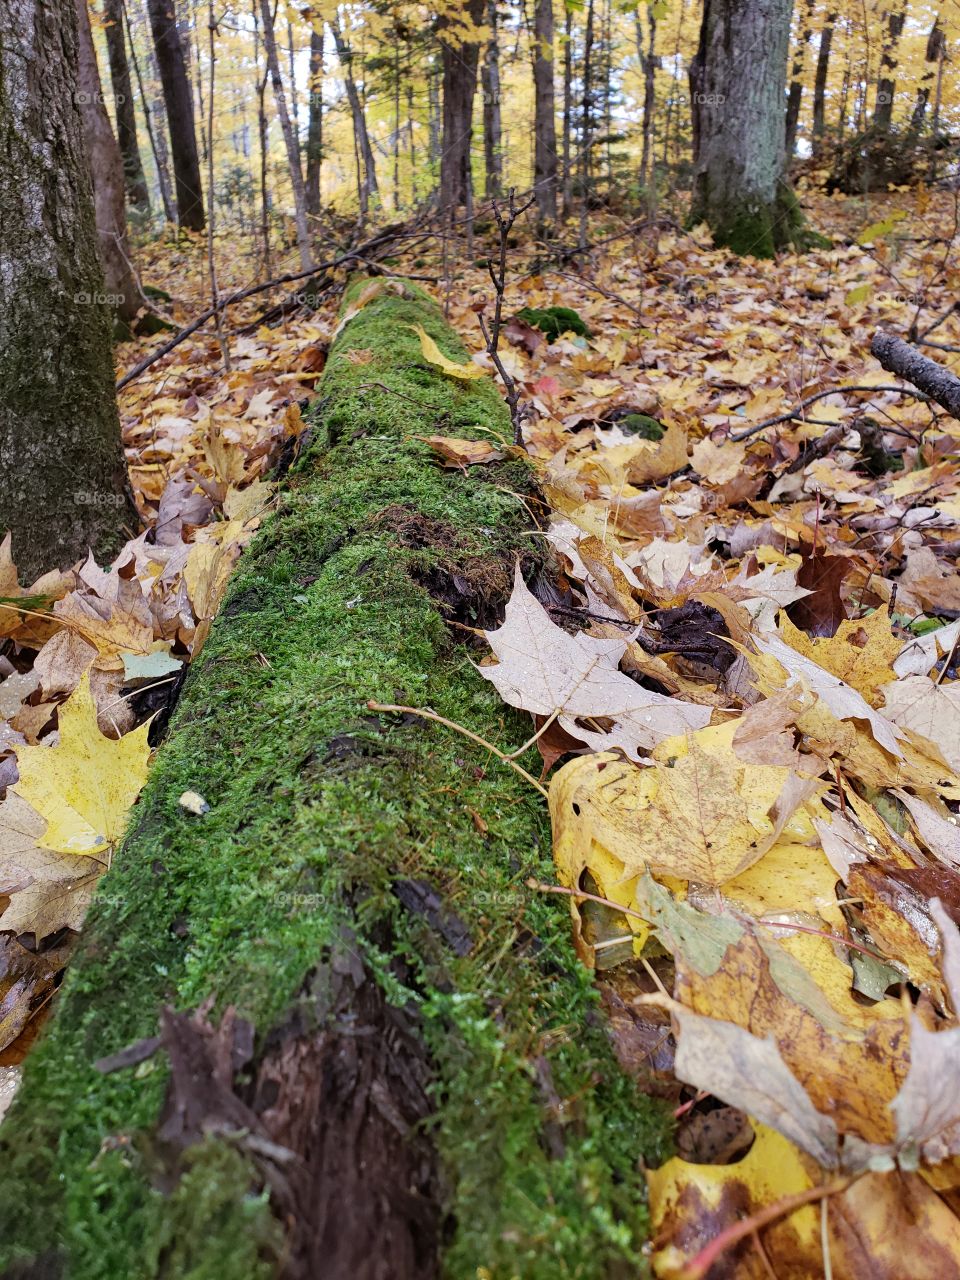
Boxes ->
[130,0,176,221]
[910,20,944,138]
[260,0,312,269]
[0,0,135,579]
[103,0,150,212]
[577,0,595,245]
[75,0,140,328]
[871,332,960,421]
[146,0,205,230]
[532,0,557,224]
[561,2,573,216]
[784,0,814,158]
[438,0,484,217]
[481,0,502,199]
[812,13,837,155]
[688,0,796,258]
[873,1,906,133]
[329,13,378,220]
[305,25,323,216]
[635,5,657,189]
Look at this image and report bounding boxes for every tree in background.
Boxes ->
[146,0,205,229]
[329,9,379,221]
[305,22,324,217]
[0,0,134,578]
[688,0,800,257]
[532,0,558,225]
[103,0,151,213]
[874,0,907,132]
[481,0,502,199]
[812,10,838,158]
[75,0,140,331]
[260,0,312,266]
[438,0,484,216]
[784,0,815,156]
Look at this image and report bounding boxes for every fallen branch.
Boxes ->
[729,384,932,443]
[871,330,960,420]
[116,221,420,392]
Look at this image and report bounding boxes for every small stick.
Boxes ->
[679,1176,855,1280]
[367,700,548,797]
[729,385,932,443]
[477,188,536,445]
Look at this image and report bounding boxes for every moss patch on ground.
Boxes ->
[0,281,671,1279]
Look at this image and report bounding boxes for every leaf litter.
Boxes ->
[448,190,960,1273]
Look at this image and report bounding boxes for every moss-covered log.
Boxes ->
[0,282,670,1279]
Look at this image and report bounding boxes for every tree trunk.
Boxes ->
[481,0,502,200]
[812,13,837,156]
[260,0,312,270]
[305,24,323,217]
[438,0,484,217]
[129,0,176,221]
[103,0,150,212]
[577,0,595,247]
[146,0,205,230]
[74,0,140,330]
[635,5,657,189]
[329,14,378,220]
[561,2,573,216]
[910,20,944,138]
[0,0,135,579]
[873,2,906,133]
[688,0,797,258]
[532,0,557,225]
[784,0,814,158]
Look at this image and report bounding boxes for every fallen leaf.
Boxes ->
[13,673,151,858]
[411,324,485,381]
[417,435,505,469]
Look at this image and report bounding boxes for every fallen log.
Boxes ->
[0,281,669,1279]
[870,330,960,420]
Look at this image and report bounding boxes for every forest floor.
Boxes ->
[3,182,960,1273]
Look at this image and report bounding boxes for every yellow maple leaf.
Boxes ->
[12,673,151,859]
[410,324,485,381]
[551,721,797,887]
[778,608,901,705]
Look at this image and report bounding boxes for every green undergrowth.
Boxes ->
[0,280,671,1279]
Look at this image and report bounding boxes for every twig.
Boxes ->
[366,700,549,797]
[918,299,960,341]
[679,1176,856,1280]
[116,221,418,391]
[547,267,645,321]
[729,385,933,443]
[477,188,536,445]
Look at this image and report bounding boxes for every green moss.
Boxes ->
[688,180,828,258]
[0,281,670,1278]
[516,305,591,340]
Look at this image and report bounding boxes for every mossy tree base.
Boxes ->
[0,282,671,1279]
[688,181,828,259]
